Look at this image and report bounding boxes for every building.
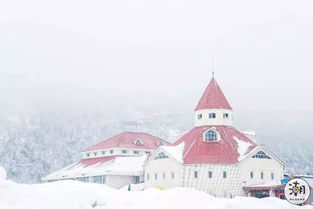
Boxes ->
[144,77,286,197]
[43,131,170,188]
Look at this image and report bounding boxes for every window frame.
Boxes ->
[223,171,227,179]
[208,171,213,178]
[204,129,219,142]
[209,113,216,118]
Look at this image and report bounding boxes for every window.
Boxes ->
[145,151,151,154]
[194,171,198,179]
[154,152,169,160]
[158,141,165,146]
[171,172,175,179]
[121,150,127,154]
[223,171,227,179]
[146,174,150,181]
[198,114,203,119]
[205,130,218,141]
[271,173,274,180]
[261,172,264,179]
[134,176,140,184]
[209,113,216,118]
[94,152,97,156]
[133,150,139,154]
[250,172,254,179]
[208,171,213,178]
[110,150,114,154]
[252,151,271,159]
[93,176,106,184]
[155,173,158,180]
[102,151,105,155]
[163,172,166,180]
[134,139,143,145]
[79,177,89,183]
[86,153,90,157]
[223,113,229,118]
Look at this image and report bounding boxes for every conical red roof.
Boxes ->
[195,77,232,110]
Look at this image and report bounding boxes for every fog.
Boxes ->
[1,0,313,137]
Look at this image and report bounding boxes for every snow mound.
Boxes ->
[0,166,7,180]
[0,180,311,209]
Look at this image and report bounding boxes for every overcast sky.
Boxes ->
[1,0,313,137]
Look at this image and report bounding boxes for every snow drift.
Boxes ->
[0,179,311,209]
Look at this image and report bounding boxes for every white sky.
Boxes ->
[1,0,313,136]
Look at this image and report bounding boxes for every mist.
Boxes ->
[0,0,313,182]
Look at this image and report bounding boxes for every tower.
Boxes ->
[194,77,233,127]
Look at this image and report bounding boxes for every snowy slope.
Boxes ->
[0,179,312,209]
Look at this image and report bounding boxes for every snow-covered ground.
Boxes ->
[1,178,312,209]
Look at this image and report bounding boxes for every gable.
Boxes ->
[241,146,285,168]
[154,152,169,160]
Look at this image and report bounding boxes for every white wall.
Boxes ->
[240,151,285,187]
[194,109,233,127]
[145,153,182,189]
[81,148,154,159]
[181,164,243,197]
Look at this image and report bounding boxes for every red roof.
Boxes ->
[173,125,257,164]
[69,156,118,168]
[83,131,169,152]
[195,77,232,111]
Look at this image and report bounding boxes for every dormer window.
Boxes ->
[204,129,219,142]
[158,141,165,146]
[198,114,202,119]
[252,151,271,159]
[209,113,216,118]
[134,139,143,145]
[223,113,229,118]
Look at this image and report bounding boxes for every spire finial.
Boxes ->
[212,71,215,77]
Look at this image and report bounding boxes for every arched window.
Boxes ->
[154,152,169,160]
[134,139,143,145]
[158,141,165,146]
[252,151,271,159]
[205,130,218,141]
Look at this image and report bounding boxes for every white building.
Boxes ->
[43,131,169,189]
[144,77,286,197]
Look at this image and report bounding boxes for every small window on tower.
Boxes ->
[198,114,203,119]
[194,171,198,178]
[209,113,216,118]
[223,113,229,118]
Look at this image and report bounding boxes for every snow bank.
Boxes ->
[0,180,311,209]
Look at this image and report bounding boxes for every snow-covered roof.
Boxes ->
[195,77,232,111]
[83,131,170,152]
[173,125,258,164]
[161,143,185,164]
[42,155,148,181]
